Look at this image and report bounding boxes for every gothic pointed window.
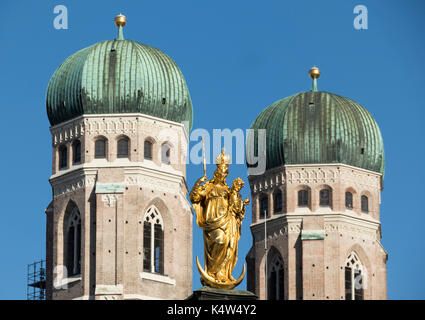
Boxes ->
[268,254,284,300]
[260,195,268,219]
[143,206,164,274]
[72,140,81,164]
[117,137,129,158]
[144,140,153,160]
[59,145,68,169]
[298,189,309,207]
[345,252,365,300]
[95,138,107,159]
[346,192,353,209]
[143,222,151,271]
[361,195,369,213]
[319,188,331,206]
[274,191,282,214]
[65,207,81,276]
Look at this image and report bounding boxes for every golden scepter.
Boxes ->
[202,137,207,177]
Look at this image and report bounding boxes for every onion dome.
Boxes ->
[247,67,385,175]
[46,14,193,130]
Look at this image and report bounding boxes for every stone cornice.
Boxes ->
[285,163,382,177]
[323,212,380,229]
[250,215,302,242]
[50,113,189,146]
[124,167,191,212]
[49,168,97,198]
[49,164,189,203]
[50,160,185,182]
[249,212,381,242]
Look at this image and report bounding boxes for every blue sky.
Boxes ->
[0,0,424,299]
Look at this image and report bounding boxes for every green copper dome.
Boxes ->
[46,28,193,130]
[247,91,385,175]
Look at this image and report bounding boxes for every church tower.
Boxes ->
[44,15,193,300]
[245,67,387,300]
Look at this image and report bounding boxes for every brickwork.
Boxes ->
[247,164,387,300]
[46,113,192,300]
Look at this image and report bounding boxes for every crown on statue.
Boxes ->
[215,147,230,168]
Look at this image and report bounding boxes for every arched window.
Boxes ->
[65,207,81,276]
[319,188,331,206]
[72,140,81,164]
[117,137,129,158]
[361,195,369,213]
[268,254,284,300]
[95,138,107,159]
[298,189,309,207]
[260,195,268,219]
[59,145,68,169]
[143,206,164,274]
[161,144,171,164]
[345,192,353,209]
[274,191,282,214]
[345,252,364,300]
[144,140,153,160]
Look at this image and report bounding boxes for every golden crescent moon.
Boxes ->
[196,256,218,284]
[234,263,246,286]
[196,256,246,290]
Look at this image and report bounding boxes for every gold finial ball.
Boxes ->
[114,14,127,27]
[309,66,320,79]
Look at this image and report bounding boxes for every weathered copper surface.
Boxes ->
[247,91,385,175]
[46,39,193,129]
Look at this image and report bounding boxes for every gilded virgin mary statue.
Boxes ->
[189,149,249,289]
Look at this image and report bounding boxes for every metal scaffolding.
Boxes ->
[27,260,46,300]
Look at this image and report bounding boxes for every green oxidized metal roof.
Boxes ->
[46,34,193,130]
[247,91,385,175]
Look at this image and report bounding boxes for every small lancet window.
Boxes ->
[95,138,107,159]
[73,140,81,164]
[117,137,129,158]
[298,190,309,207]
[161,144,171,164]
[274,191,282,214]
[319,189,331,206]
[346,192,353,209]
[361,195,369,213]
[144,140,153,160]
[260,195,268,219]
[59,145,68,169]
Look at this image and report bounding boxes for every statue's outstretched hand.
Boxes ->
[244,198,250,205]
[198,175,207,184]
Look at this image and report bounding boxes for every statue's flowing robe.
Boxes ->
[190,180,241,283]
[227,190,245,280]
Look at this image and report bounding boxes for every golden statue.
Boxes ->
[190,147,250,289]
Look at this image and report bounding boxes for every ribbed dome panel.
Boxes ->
[247,91,385,175]
[46,40,193,130]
